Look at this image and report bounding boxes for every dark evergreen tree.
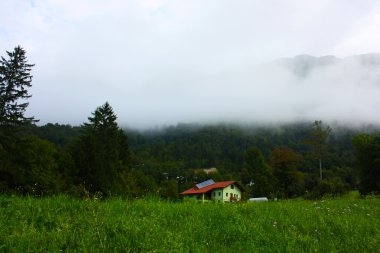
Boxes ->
[71,102,130,195]
[0,46,39,193]
[0,46,37,129]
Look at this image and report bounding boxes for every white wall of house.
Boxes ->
[211,184,242,202]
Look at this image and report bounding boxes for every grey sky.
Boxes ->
[1,0,380,128]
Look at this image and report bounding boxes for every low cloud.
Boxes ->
[33,53,380,129]
[1,1,380,128]
[107,54,380,128]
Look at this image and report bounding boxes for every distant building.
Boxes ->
[181,179,245,203]
[194,167,218,175]
[202,167,218,174]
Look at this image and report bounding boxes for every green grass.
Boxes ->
[0,195,379,252]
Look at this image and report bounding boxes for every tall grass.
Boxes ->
[0,195,379,252]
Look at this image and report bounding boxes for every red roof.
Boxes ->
[181,181,241,195]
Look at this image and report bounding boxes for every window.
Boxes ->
[213,192,215,197]
[231,184,235,189]
[218,192,221,196]
[226,193,228,197]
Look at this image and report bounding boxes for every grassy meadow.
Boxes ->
[0,194,379,252]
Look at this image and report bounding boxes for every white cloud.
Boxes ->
[1,0,380,128]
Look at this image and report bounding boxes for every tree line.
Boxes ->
[1,46,379,199]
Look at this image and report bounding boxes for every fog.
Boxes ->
[1,1,380,129]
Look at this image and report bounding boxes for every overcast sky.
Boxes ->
[1,0,380,129]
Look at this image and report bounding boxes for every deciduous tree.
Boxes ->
[270,146,304,197]
[306,120,331,180]
[243,147,275,197]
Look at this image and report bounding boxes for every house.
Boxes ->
[180,179,245,203]
[202,167,218,174]
[194,167,218,175]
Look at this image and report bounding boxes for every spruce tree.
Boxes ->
[0,46,37,127]
[72,102,129,195]
[0,46,38,191]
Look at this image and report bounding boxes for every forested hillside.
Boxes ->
[3,120,377,199]
[122,122,378,198]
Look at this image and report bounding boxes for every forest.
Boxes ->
[1,46,380,200]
